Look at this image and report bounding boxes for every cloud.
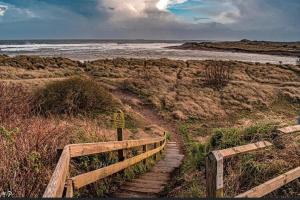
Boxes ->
[0,5,7,16]
[0,0,299,41]
[0,2,36,22]
[156,0,187,11]
[97,0,190,23]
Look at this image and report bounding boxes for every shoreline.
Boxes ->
[1,52,298,65]
[167,40,300,58]
[167,45,300,57]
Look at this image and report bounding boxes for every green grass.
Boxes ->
[73,149,161,197]
[165,121,280,197]
[209,122,277,150]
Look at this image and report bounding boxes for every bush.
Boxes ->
[204,63,231,89]
[33,77,119,116]
[0,83,31,124]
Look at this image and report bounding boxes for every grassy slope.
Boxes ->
[0,55,299,197]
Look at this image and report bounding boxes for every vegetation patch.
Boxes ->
[33,77,119,116]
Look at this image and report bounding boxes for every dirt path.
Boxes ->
[112,89,184,150]
[106,88,186,197]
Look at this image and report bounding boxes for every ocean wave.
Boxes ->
[0,42,176,52]
[0,42,297,65]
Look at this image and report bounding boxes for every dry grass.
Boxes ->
[224,132,300,197]
[0,83,99,197]
[0,79,157,197]
[87,58,299,123]
[0,55,299,197]
[204,62,231,89]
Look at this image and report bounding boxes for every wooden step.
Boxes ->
[139,173,170,182]
[129,178,167,186]
[121,185,164,194]
[113,191,157,198]
[112,141,184,197]
[152,167,176,173]
[155,163,182,168]
[123,181,165,190]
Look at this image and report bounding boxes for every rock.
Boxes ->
[172,110,187,120]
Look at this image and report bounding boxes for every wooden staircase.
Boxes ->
[112,142,184,198]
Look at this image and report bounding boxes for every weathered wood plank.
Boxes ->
[278,125,300,134]
[206,151,224,197]
[121,185,164,193]
[218,141,272,158]
[117,128,125,161]
[143,144,148,165]
[71,141,166,189]
[206,141,272,197]
[65,179,74,198]
[43,147,70,198]
[69,137,164,158]
[236,167,300,198]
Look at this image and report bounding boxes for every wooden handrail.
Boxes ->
[206,141,273,198]
[236,167,300,198]
[217,141,272,158]
[72,140,166,189]
[43,135,166,198]
[69,137,164,158]
[278,125,300,134]
[206,125,300,198]
[43,146,71,198]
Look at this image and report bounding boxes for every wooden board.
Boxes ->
[113,142,184,198]
[43,147,70,197]
[69,137,164,158]
[71,141,166,189]
[217,141,272,158]
[278,125,300,134]
[206,141,272,197]
[236,167,300,198]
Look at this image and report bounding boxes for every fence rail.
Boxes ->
[236,167,300,198]
[43,134,166,198]
[205,141,272,197]
[206,125,300,198]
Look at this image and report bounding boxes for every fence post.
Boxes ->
[65,179,74,198]
[143,144,148,165]
[206,151,224,198]
[117,128,125,161]
[153,142,157,161]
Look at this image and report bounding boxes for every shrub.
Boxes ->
[204,62,231,89]
[33,77,119,116]
[0,83,31,124]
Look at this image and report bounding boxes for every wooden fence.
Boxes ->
[206,125,300,198]
[43,133,166,198]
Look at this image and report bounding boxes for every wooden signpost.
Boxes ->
[114,110,125,161]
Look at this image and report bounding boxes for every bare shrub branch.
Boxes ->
[204,62,231,89]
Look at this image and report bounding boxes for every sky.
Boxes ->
[0,0,299,41]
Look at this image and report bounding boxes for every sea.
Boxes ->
[0,39,297,64]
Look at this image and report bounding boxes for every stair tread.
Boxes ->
[113,141,184,198]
